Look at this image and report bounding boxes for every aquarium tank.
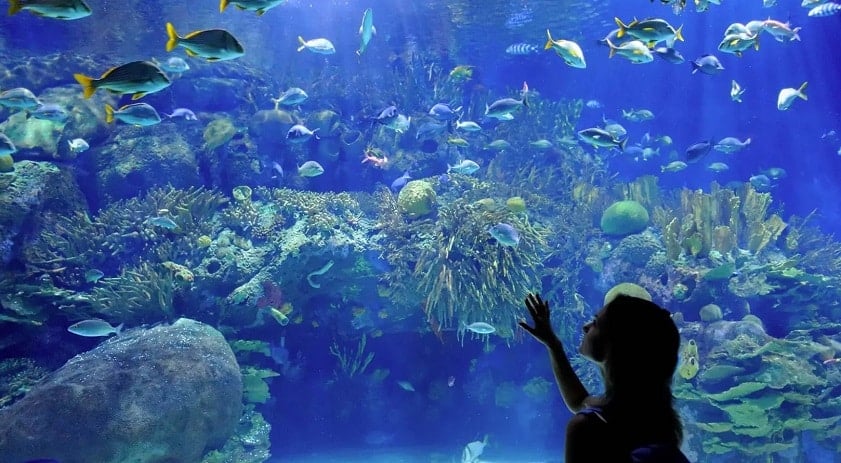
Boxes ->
[1,0,841,462]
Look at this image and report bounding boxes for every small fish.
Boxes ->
[356,8,376,56]
[147,216,179,229]
[685,140,713,162]
[731,80,745,103]
[485,82,529,119]
[29,103,68,123]
[286,124,319,143]
[661,160,687,173]
[530,139,553,150]
[455,120,482,132]
[691,54,725,75]
[84,268,104,283]
[8,0,91,20]
[219,0,286,16]
[68,138,89,153]
[585,99,602,109]
[68,319,123,337]
[578,127,626,150]
[0,87,40,110]
[464,322,496,334]
[74,60,171,100]
[447,137,469,147]
[808,2,841,17]
[713,137,751,153]
[505,43,539,55]
[749,174,773,191]
[545,29,586,68]
[384,114,411,134]
[447,375,456,387]
[449,65,474,82]
[297,160,324,177]
[447,159,480,175]
[428,103,461,122]
[105,103,161,126]
[271,87,308,109]
[707,162,729,172]
[390,171,411,191]
[614,17,684,48]
[777,82,808,111]
[397,380,416,392]
[166,23,245,62]
[153,56,190,74]
[653,46,685,64]
[164,108,197,121]
[489,223,520,247]
[605,39,654,64]
[297,36,336,54]
[485,139,511,151]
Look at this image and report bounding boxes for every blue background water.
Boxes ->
[2,0,841,461]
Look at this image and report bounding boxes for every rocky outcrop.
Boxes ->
[0,318,242,463]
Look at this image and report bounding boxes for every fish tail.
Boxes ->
[219,0,230,12]
[798,81,808,100]
[675,24,685,42]
[614,17,627,38]
[619,137,627,151]
[8,0,22,15]
[115,323,124,334]
[544,29,553,50]
[606,39,617,58]
[73,73,96,99]
[165,22,180,52]
[104,104,115,124]
[297,36,306,52]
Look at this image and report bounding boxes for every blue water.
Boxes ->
[1,1,841,462]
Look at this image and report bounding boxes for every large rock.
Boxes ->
[0,318,243,463]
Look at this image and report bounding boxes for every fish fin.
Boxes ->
[297,36,306,52]
[614,17,627,38]
[184,49,198,57]
[73,73,96,99]
[219,0,229,12]
[115,323,124,334]
[798,82,808,100]
[165,22,180,52]
[104,104,115,124]
[606,39,617,58]
[544,29,554,50]
[257,8,266,15]
[372,25,376,35]
[131,92,146,100]
[7,0,22,15]
[675,24,685,42]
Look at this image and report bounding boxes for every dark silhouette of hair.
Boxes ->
[592,294,683,446]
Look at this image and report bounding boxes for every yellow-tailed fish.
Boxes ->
[8,0,92,20]
[166,22,244,62]
[356,8,376,56]
[74,60,171,100]
[219,0,286,16]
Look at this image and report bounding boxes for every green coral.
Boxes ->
[397,179,436,219]
[600,200,649,236]
[201,407,271,463]
[241,367,279,404]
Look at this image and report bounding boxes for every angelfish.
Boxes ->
[356,8,376,56]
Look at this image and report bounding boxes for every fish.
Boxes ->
[577,127,627,150]
[485,139,511,151]
[455,120,482,132]
[762,167,787,180]
[777,82,808,110]
[286,124,319,143]
[463,322,496,334]
[67,319,123,337]
[0,133,17,156]
[8,0,91,20]
[585,100,603,109]
[731,80,745,102]
[397,380,415,392]
[749,174,773,191]
[622,109,655,122]
[713,137,751,153]
[219,0,286,16]
[707,162,729,172]
[297,36,336,54]
[147,216,179,229]
[297,160,324,177]
[530,139,553,150]
[762,19,801,42]
[691,54,724,75]
[489,223,520,247]
[68,138,89,153]
[653,47,685,64]
[164,108,197,121]
[271,87,308,109]
[390,171,411,191]
[808,2,841,16]
[685,140,713,162]
[447,159,480,175]
[84,268,104,283]
[615,17,684,48]
[485,82,529,119]
[152,56,190,74]
[74,60,171,100]
[605,39,654,64]
[105,103,162,126]
[166,23,244,62]
[462,436,489,463]
[505,43,539,55]
[661,160,688,172]
[29,103,68,123]
[428,103,460,122]
[356,8,376,56]
[0,87,41,110]
[545,29,586,68]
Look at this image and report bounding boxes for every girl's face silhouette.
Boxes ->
[580,307,607,363]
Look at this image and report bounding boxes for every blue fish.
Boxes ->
[685,140,712,163]
[489,223,520,247]
[390,171,411,191]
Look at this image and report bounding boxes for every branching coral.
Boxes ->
[88,262,176,324]
[329,334,375,381]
